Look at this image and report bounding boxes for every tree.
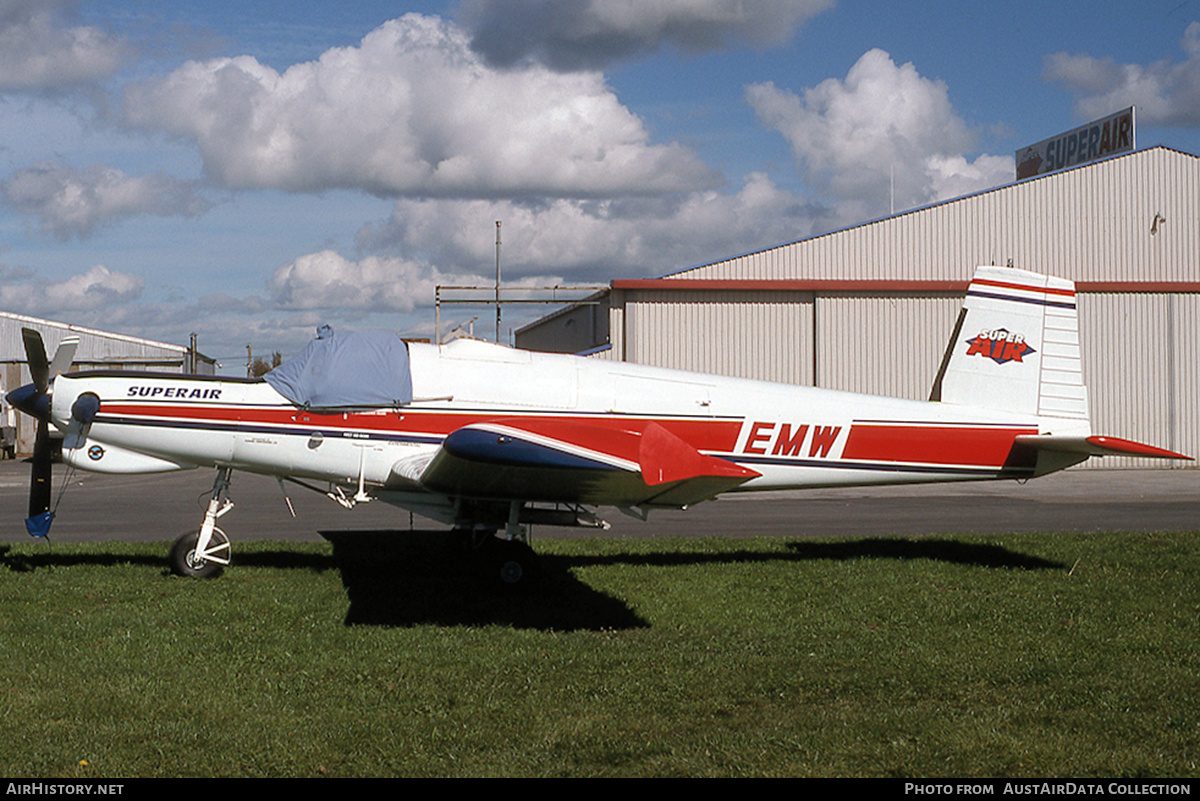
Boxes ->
[248,351,283,377]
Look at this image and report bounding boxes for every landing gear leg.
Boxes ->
[169,466,234,578]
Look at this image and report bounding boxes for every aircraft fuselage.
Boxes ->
[47,338,1066,513]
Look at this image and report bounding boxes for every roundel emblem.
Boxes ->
[87,445,105,461]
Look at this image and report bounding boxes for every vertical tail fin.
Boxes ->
[932,266,1190,466]
[932,266,1088,424]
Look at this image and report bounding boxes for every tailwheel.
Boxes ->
[169,528,231,579]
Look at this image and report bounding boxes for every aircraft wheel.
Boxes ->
[169,529,230,579]
[488,539,540,590]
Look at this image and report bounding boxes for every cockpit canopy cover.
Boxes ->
[264,325,413,408]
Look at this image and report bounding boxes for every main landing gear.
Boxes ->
[169,466,234,578]
[479,535,540,589]
[456,501,542,590]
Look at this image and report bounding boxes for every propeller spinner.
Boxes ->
[5,328,81,527]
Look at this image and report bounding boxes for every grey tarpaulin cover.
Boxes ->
[264,325,413,408]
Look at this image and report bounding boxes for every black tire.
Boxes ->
[486,538,540,590]
[169,529,230,579]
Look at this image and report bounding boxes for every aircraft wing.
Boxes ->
[412,419,761,509]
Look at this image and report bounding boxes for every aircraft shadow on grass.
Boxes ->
[320,531,1066,629]
[559,537,1065,571]
[0,535,1063,631]
[785,537,1066,570]
[319,530,650,631]
[0,545,167,573]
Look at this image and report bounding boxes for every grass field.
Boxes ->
[0,530,1197,778]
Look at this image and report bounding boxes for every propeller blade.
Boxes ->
[14,329,78,534]
[15,328,74,530]
[21,328,49,393]
[49,335,79,382]
[29,418,52,518]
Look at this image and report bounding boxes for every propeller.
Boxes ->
[5,328,81,529]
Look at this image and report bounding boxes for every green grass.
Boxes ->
[0,531,1197,778]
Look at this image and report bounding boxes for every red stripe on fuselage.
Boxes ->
[841,424,1037,467]
[99,403,745,455]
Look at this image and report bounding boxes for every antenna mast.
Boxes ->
[495,221,502,343]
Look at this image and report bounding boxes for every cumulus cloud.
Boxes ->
[1044,21,1200,127]
[747,49,1011,214]
[459,0,833,71]
[1,161,210,239]
[0,259,385,358]
[355,172,822,280]
[121,13,718,199]
[268,250,476,313]
[264,173,821,343]
[0,281,314,363]
[267,248,569,323]
[0,0,129,91]
[272,174,817,310]
[0,264,143,313]
[925,153,1014,204]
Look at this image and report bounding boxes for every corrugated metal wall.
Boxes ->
[815,294,961,400]
[1173,294,1200,467]
[677,147,1198,284]
[1077,293,1196,468]
[620,290,815,384]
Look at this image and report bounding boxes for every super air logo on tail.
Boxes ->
[965,329,1036,364]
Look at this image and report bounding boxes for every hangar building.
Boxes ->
[516,145,1199,468]
[0,312,215,455]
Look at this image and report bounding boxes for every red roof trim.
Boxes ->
[1077,281,1200,292]
[610,278,1200,293]
[611,279,968,292]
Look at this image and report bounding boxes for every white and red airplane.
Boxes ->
[6,266,1189,582]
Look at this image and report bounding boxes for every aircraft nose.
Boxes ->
[5,383,51,422]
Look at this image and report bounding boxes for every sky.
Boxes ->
[0,0,1198,371]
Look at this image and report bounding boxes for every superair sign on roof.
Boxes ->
[1015,106,1135,180]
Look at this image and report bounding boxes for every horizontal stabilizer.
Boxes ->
[1015,434,1191,461]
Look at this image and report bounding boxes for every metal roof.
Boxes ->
[0,311,214,369]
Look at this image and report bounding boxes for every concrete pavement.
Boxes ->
[0,460,1195,544]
